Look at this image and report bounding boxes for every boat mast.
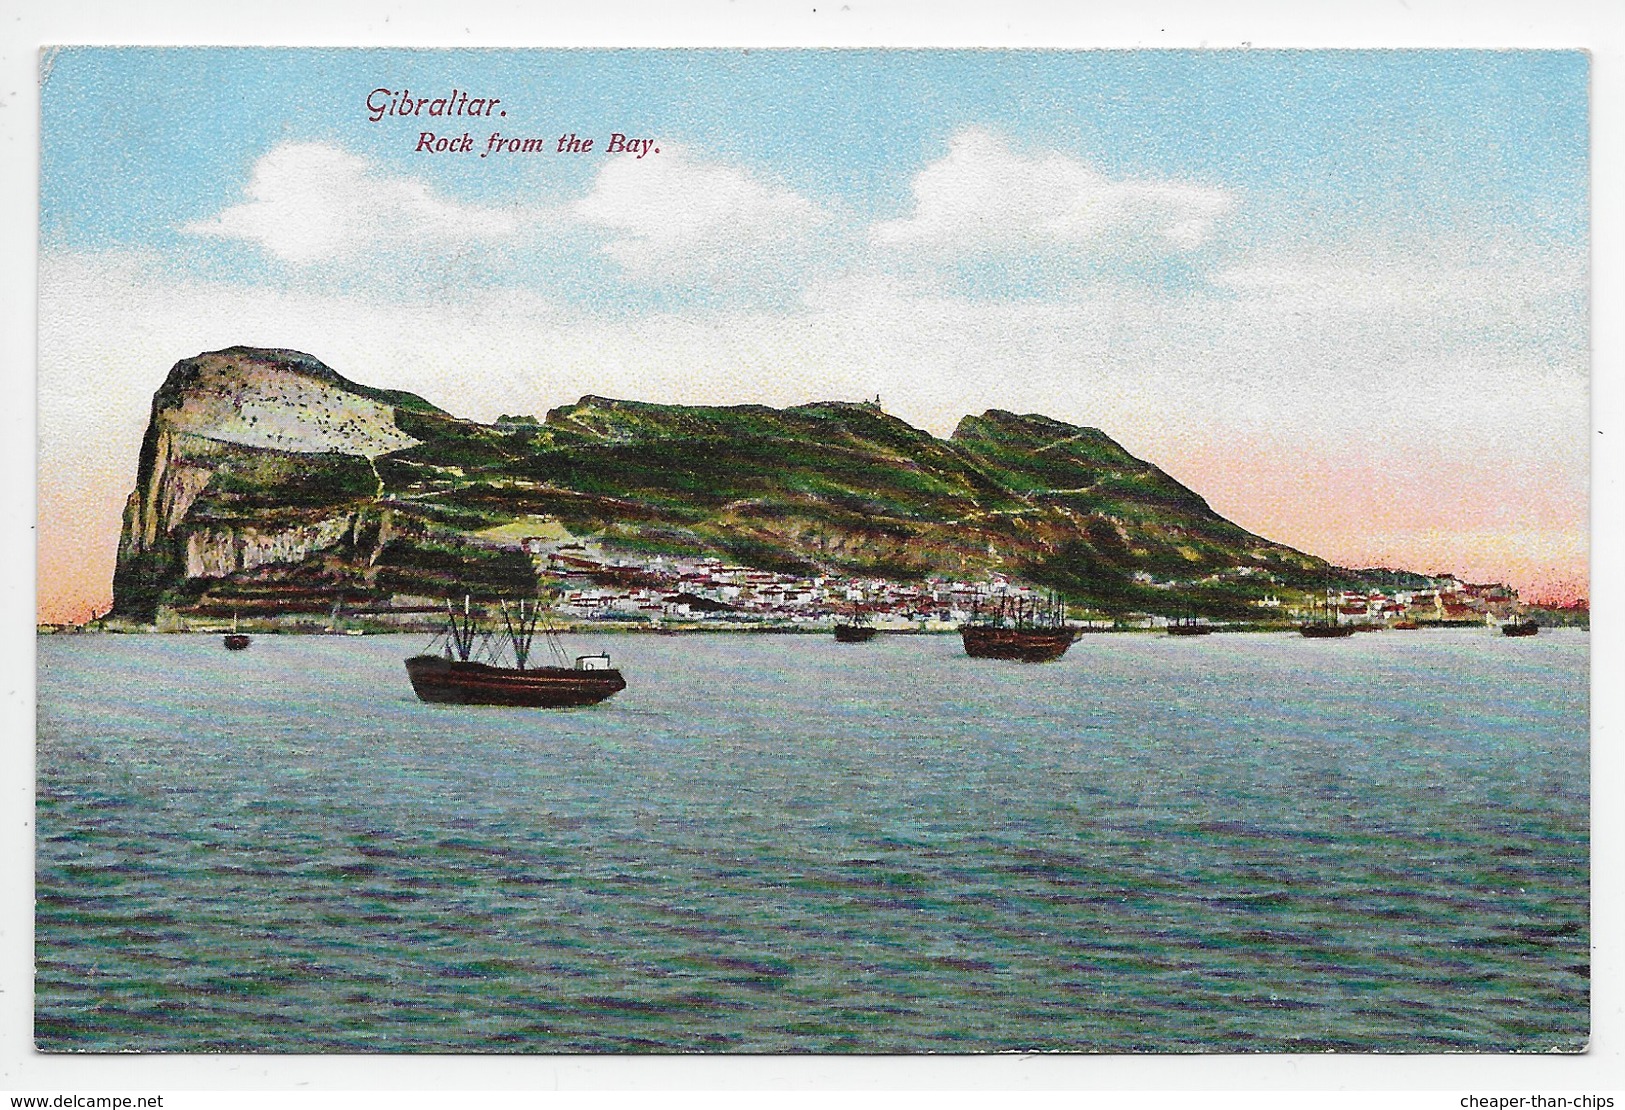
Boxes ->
[500,598,543,671]
[445,595,479,662]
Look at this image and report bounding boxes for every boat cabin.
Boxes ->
[575,653,613,671]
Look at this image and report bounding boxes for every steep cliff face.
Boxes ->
[112,347,435,621]
[181,514,362,579]
[112,345,1330,624]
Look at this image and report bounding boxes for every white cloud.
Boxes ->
[182,142,538,264]
[1213,236,1586,356]
[873,128,1235,257]
[183,140,831,292]
[571,146,827,281]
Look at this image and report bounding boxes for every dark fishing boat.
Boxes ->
[1166,615,1212,637]
[1299,593,1354,638]
[1299,623,1354,638]
[223,613,250,650]
[833,603,877,642]
[1501,619,1539,637]
[961,592,1074,662]
[405,597,625,707]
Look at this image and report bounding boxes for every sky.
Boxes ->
[35,47,1590,622]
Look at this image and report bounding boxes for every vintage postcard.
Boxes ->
[34,47,1589,1055]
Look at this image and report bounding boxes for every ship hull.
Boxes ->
[405,655,626,707]
[1502,621,1539,637]
[960,626,1074,662]
[223,634,250,650]
[1299,624,1355,638]
[1166,625,1211,637]
[833,624,877,643]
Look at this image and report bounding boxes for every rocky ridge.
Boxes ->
[111,346,1346,625]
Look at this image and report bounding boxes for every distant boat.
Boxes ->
[1391,619,1420,630]
[1166,615,1212,637]
[1299,623,1355,638]
[961,593,1073,662]
[223,613,250,651]
[405,596,625,707]
[1299,591,1354,638]
[833,603,877,642]
[1502,619,1539,637]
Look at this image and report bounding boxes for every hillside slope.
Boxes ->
[111,346,1334,623]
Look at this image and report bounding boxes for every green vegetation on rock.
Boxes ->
[111,346,1342,624]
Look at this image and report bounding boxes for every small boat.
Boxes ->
[962,625,1075,661]
[406,654,625,706]
[1299,592,1354,638]
[833,602,877,642]
[961,592,1074,662]
[405,596,625,707]
[223,613,250,650]
[1502,619,1539,637]
[1166,615,1212,637]
[1391,620,1420,630]
[1299,623,1355,638]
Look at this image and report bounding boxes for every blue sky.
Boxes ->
[41,48,1588,266]
[37,47,1593,608]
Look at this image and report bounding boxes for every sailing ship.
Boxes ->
[1299,591,1354,638]
[1166,614,1212,636]
[833,603,877,643]
[1501,618,1539,637]
[405,596,626,707]
[960,592,1074,662]
[223,612,250,651]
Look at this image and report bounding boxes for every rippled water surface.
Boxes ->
[36,630,1588,1052]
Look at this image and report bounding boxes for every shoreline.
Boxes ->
[37,620,1590,636]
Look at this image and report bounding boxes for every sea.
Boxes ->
[35,629,1589,1053]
